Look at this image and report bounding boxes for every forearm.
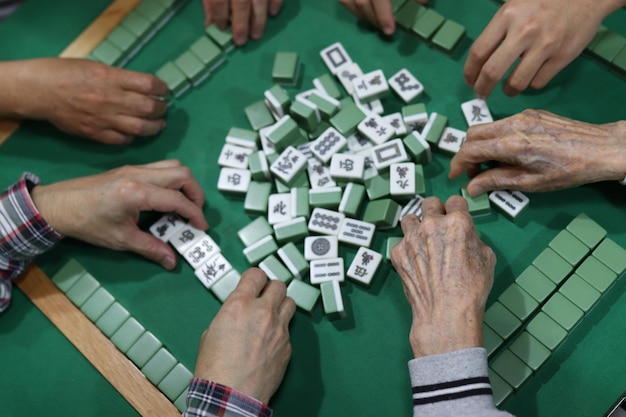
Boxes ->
[0,60,40,119]
[183,378,273,417]
[0,173,63,313]
[409,348,515,417]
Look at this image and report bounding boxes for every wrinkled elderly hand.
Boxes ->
[194,268,296,404]
[30,160,206,270]
[202,0,283,45]
[391,196,496,358]
[464,0,623,98]
[0,58,168,145]
[338,0,427,35]
[449,110,626,196]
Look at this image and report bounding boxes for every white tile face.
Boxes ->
[183,235,221,270]
[489,190,529,218]
[353,95,384,115]
[438,127,466,154]
[370,138,409,170]
[310,258,345,284]
[268,193,293,225]
[337,218,375,247]
[335,62,363,95]
[329,153,365,181]
[218,143,253,169]
[346,132,372,153]
[357,148,379,180]
[297,142,315,162]
[382,112,408,136]
[150,214,185,242]
[403,111,429,134]
[401,195,425,220]
[352,70,389,102]
[217,167,252,193]
[390,162,416,197]
[320,42,352,74]
[461,98,493,126]
[169,225,206,254]
[357,113,395,145]
[308,208,345,235]
[304,235,339,260]
[194,253,233,289]
[310,127,347,164]
[269,146,308,184]
[388,68,424,103]
[259,125,277,155]
[347,247,383,286]
[307,162,337,189]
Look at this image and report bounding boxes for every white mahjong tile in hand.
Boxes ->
[310,127,347,164]
[489,190,529,219]
[353,95,384,115]
[150,213,185,242]
[346,132,373,153]
[461,98,493,127]
[320,42,353,74]
[308,208,345,236]
[438,127,466,155]
[337,218,375,247]
[217,167,252,193]
[194,253,233,289]
[388,68,424,103]
[382,112,408,136]
[352,70,388,102]
[370,138,409,170]
[183,234,221,269]
[307,161,337,189]
[401,195,425,220]
[310,258,345,284]
[347,247,383,286]
[335,62,363,95]
[268,193,293,225]
[218,143,253,169]
[390,162,416,198]
[168,224,206,254]
[269,146,308,184]
[357,113,394,145]
[304,235,339,260]
[329,153,365,181]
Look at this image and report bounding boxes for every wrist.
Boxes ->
[409,311,483,359]
[605,120,626,182]
[30,184,67,236]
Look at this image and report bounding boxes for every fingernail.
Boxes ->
[383,25,394,35]
[162,255,176,270]
[235,36,246,45]
[464,76,474,86]
[474,92,487,100]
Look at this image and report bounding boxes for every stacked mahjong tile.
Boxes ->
[392,0,467,52]
[89,0,189,67]
[480,213,626,406]
[51,258,193,412]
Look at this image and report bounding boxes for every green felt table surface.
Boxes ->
[1,1,626,416]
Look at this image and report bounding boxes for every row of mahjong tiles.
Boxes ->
[149,41,529,319]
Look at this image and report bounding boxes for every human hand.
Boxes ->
[0,58,168,145]
[202,0,283,45]
[30,160,206,270]
[193,268,296,404]
[338,0,428,35]
[464,0,624,98]
[449,110,626,196]
[391,196,496,358]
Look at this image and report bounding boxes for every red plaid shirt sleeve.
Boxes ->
[183,378,274,417]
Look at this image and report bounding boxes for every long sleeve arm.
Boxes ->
[409,348,515,417]
[0,173,63,313]
[183,379,273,417]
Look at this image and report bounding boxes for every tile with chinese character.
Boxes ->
[269,146,308,184]
[217,167,252,193]
[347,247,383,286]
[329,153,365,181]
[357,113,395,145]
[390,162,416,198]
[218,143,253,169]
[335,62,363,95]
[461,98,493,127]
[183,235,221,269]
[194,253,233,289]
[438,127,466,155]
[149,214,185,242]
[268,193,293,225]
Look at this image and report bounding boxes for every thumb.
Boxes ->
[125,229,178,270]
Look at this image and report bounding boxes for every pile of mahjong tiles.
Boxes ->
[150,42,531,319]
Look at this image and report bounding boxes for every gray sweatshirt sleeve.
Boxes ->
[409,347,515,417]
